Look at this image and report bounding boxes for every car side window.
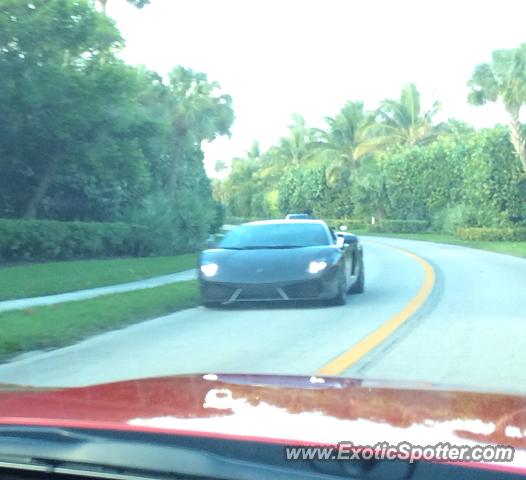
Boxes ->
[329,229,337,244]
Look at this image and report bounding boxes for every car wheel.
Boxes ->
[349,261,365,294]
[327,273,347,306]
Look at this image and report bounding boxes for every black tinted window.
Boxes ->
[220,223,330,248]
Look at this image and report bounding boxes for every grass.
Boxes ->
[0,280,199,361]
[0,254,198,301]
[353,231,526,259]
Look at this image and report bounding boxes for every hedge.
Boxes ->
[325,219,369,230]
[367,219,430,233]
[456,227,526,242]
[225,216,430,234]
[326,218,429,233]
[0,219,140,262]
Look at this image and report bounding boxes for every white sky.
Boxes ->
[107,0,526,176]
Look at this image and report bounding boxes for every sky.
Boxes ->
[107,0,526,176]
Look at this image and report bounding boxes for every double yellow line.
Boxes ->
[317,243,436,375]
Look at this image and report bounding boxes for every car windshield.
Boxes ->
[219,223,329,248]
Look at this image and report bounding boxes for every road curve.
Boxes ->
[344,237,526,394]
[0,237,524,393]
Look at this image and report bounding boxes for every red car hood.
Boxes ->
[0,374,525,470]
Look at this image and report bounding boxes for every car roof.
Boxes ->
[244,219,327,226]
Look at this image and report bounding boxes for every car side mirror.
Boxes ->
[344,234,358,245]
[336,236,345,248]
[203,236,217,249]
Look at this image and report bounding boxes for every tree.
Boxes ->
[468,44,526,173]
[272,114,321,167]
[376,83,441,146]
[214,160,228,174]
[222,156,262,217]
[321,102,377,168]
[0,0,127,219]
[163,66,234,193]
[315,101,381,186]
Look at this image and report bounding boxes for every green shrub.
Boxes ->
[373,219,430,233]
[462,128,526,227]
[0,219,137,262]
[325,218,428,233]
[210,201,225,234]
[429,204,480,233]
[325,219,369,230]
[456,227,526,241]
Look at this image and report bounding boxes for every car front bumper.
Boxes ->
[200,269,340,304]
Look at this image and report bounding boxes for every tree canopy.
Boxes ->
[468,44,526,173]
[0,0,233,251]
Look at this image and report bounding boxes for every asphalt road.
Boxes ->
[0,237,524,393]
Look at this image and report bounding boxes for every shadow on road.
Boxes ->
[206,299,347,311]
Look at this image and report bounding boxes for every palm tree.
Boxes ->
[165,67,234,192]
[468,44,526,173]
[376,83,440,146]
[321,101,378,167]
[314,101,380,185]
[274,114,321,166]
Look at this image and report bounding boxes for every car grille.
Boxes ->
[238,285,282,300]
[203,283,236,300]
[283,280,322,299]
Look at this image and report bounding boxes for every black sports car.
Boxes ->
[199,220,364,307]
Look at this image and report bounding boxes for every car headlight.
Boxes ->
[308,260,328,274]
[200,263,219,277]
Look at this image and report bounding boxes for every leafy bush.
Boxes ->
[126,191,214,257]
[429,204,479,234]
[367,219,430,233]
[456,227,526,241]
[374,134,467,222]
[325,218,428,233]
[0,219,137,262]
[325,219,369,230]
[210,201,226,234]
[462,127,526,227]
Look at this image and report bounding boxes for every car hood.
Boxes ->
[0,374,525,458]
[201,246,340,283]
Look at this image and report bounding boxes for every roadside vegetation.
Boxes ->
[352,232,526,259]
[0,0,228,263]
[0,254,198,301]
[0,281,199,361]
[217,49,526,242]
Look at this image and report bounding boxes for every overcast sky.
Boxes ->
[107,0,526,176]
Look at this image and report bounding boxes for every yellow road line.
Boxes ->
[317,241,436,376]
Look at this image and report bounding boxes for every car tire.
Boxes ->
[327,273,347,306]
[349,261,365,294]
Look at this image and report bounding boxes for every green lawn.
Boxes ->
[0,254,198,301]
[354,231,526,259]
[0,280,199,361]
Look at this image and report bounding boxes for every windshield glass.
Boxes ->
[219,223,329,248]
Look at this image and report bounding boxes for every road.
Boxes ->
[0,237,524,393]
